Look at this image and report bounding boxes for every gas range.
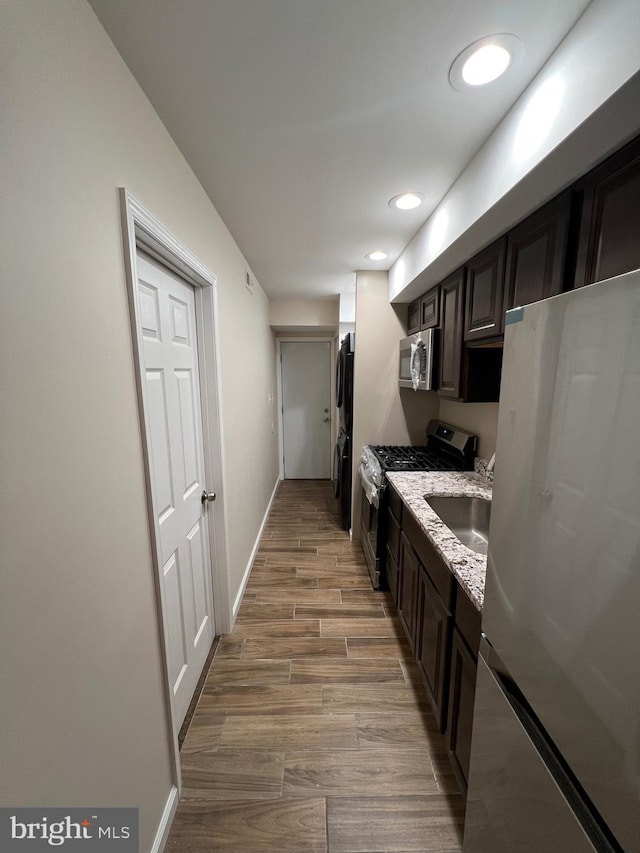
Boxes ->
[368,445,458,472]
[369,420,477,475]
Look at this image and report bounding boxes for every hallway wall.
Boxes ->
[0,0,279,848]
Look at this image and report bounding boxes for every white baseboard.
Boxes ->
[231,476,281,621]
[151,785,179,853]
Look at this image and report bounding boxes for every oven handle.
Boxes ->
[358,463,381,508]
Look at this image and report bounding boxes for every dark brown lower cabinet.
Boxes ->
[416,565,452,733]
[386,501,401,604]
[393,503,481,787]
[446,627,478,793]
[398,533,419,652]
[386,546,398,605]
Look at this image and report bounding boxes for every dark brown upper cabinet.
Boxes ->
[407,297,421,335]
[504,193,571,310]
[574,136,640,288]
[407,286,440,334]
[464,237,507,342]
[438,268,466,399]
[420,286,440,329]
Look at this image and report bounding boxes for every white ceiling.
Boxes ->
[88,0,592,300]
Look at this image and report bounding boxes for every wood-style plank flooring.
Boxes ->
[167,480,463,852]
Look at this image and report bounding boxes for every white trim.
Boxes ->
[231,475,280,622]
[150,785,179,853]
[118,189,232,818]
[276,336,336,480]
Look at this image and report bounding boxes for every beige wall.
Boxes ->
[0,0,279,848]
[438,400,500,460]
[270,297,339,330]
[351,271,439,537]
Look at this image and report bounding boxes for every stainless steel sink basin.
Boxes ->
[424,496,491,555]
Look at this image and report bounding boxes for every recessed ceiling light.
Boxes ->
[449,34,523,93]
[365,250,388,261]
[463,44,510,85]
[389,192,424,211]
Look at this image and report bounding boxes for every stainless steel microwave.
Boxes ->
[399,329,437,390]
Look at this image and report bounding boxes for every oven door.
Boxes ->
[360,485,380,588]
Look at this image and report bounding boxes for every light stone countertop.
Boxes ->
[386,471,492,611]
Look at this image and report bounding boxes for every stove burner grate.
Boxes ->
[369,445,463,472]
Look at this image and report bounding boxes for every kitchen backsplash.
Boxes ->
[474,458,494,485]
[438,399,499,459]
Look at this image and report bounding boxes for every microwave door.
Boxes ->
[399,331,435,390]
[399,340,413,387]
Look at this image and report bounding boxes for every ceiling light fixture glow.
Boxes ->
[449,34,523,93]
[389,192,424,211]
[365,250,388,261]
[462,44,510,86]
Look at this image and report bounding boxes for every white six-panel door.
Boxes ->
[136,253,214,729]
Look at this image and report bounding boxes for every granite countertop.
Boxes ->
[386,471,491,611]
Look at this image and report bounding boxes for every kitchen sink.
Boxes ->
[424,496,491,555]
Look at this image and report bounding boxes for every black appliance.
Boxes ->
[333,332,354,529]
[358,420,477,589]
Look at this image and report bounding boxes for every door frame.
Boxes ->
[276,336,336,480]
[119,189,231,796]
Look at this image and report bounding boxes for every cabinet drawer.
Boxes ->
[454,582,482,656]
[403,510,453,607]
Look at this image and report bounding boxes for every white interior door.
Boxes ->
[281,341,331,479]
[136,252,215,730]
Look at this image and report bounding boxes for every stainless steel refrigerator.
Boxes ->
[464,271,640,852]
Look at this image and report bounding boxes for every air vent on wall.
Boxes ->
[245,268,255,295]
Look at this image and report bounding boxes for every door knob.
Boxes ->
[201,490,216,504]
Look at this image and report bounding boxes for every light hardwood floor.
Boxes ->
[167,480,464,852]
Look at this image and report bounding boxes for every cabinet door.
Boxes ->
[464,237,507,341]
[386,490,401,603]
[574,137,640,287]
[505,193,571,310]
[437,268,465,399]
[398,533,419,652]
[420,286,440,329]
[407,298,421,335]
[416,565,452,733]
[446,627,477,792]
[387,507,400,566]
[386,546,398,605]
